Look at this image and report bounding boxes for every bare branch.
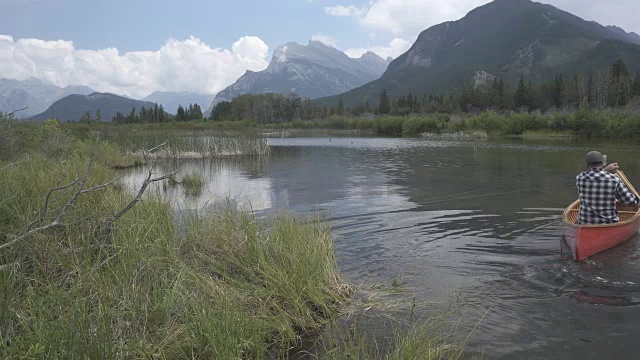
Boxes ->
[0,221,60,251]
[0,158,29,172]
[145,142,168,155]
[112,170,177,222]
[0,107,28,121]
[0,134,102,252]
[55,133,101,224]
[80,176,124,194]
[39,178,80,224]
[0,137,174,260]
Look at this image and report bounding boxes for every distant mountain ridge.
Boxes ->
[605,25,640,44]
[142,91,212,114]
[206,40,390,114]
[31,93,159,122]
[318,0,640,107]
[0,78,94,118]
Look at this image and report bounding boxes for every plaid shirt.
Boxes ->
[576,168,640,224]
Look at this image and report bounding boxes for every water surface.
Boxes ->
[123,137,640,359]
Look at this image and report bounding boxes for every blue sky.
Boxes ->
[1,0,639,98]
[3,0,372,52]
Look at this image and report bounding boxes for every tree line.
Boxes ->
[207,59,640,124]
[111,103,204,124]
[209,93,332,123]
[372,59,640,116]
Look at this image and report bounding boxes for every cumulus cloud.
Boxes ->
[0,35,270,98]
[328,0,640,39]
[345,37,412,59]
[311,33,338,48]
[323,5,367,17]
[546,0,640,34]
[324,0,488,60]
[361,0,489,36]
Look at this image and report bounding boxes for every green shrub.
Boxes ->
[402,117,444,136]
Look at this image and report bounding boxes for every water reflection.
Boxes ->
[121,137,640,359]
[121,159,274,212]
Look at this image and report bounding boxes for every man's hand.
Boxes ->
[605,162,620,173]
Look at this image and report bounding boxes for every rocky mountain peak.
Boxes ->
[206,39,390,114]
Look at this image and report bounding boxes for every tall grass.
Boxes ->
[0,121,472,358]
[64,122,271,158]
[320,321,468,360]
[0,162,350,357]
[0,124,348,358]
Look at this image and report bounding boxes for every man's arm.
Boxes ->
[605,163,620,173]
[616,181,640,206]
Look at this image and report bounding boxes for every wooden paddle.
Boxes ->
[617,170,639,197]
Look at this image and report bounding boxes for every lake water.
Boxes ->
[122,137,640,359]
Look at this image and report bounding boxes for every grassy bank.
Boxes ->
[0,121,349,357]
[64,105,640,140]
[63,121,270,160]
[267,108,640,138]
[0,120,470,358]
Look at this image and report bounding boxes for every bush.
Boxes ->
[373,116,405,135]
[402,117,444,136]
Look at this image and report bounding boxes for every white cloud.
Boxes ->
[361,0,489,36]
[323,5,367,17]
[345,37,412,59]
[553,0,640,34]
[325,1,488,61]
[0,35,270,98]
[311,33,337,48]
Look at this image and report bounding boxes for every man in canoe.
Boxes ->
[576,151,640,224]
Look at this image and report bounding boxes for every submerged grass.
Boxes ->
[181,171,205,195]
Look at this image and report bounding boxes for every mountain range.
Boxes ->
[31,93,158,122]
[0,78,94,118]
[318,0,640,107]
[142,91,212,114]
[206,40,391,114]
[6,0,640,120]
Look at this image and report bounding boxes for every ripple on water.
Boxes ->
[119,137,640,359]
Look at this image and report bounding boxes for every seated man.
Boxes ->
[576,151,640,224]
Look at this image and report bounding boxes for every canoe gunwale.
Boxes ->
[562,170,640,228]
[562,200,640,229]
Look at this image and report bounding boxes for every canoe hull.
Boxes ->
[563,217,640,261]
[563,171,640,261]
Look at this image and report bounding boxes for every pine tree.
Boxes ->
[128,107,137,123]
[378,90,390,114]
[337,97,344,115]
[554,75,565,108]
[632,72,640,97]
[526,80,534,109]
[498,79,505,109]
[587,73,594,105]
[609,59,632,107]
[514,77,527,109]
[177,105,186,122]
[159,104,165,122]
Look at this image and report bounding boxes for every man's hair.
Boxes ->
[587,162,604,168]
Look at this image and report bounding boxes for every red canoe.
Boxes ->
[563,171,640,261]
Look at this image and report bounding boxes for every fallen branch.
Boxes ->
[0,158,29,172]
[0,136,177,267]
[98,143,177,243]
[0,135,101,251]
[0,107,28,121]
